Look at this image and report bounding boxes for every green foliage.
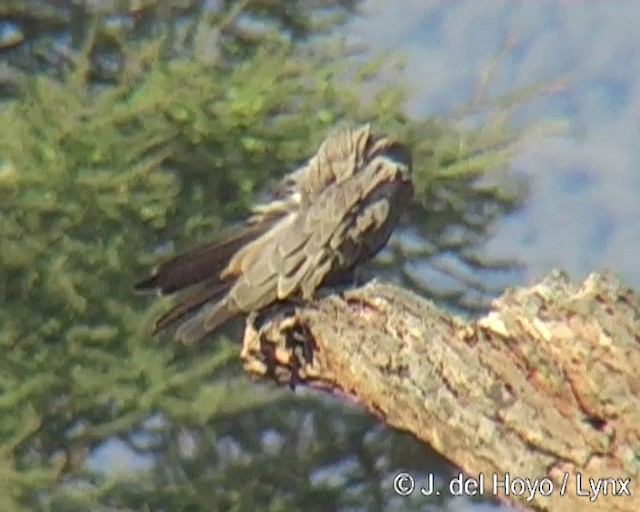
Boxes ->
[0,2,558,511]
[0,0,362,92]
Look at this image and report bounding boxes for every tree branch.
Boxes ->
[240,269,640,512]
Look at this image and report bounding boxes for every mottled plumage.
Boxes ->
[135,124,413,344]
[272,124,408,205]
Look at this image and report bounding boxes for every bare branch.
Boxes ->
[241,270,640,512]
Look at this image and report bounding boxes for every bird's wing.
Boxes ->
[173,185,360,344]
[133,214,283,296]
[294,152,409,298]
[138,128,412,345]
[174,213,304,344]
[151,277,233,334]
[178,138,412,344]
[203,152,407,330]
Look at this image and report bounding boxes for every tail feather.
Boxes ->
[174,296,239,345]
[152,278,233,334]
[134,221,274,295]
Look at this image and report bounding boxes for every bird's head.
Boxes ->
[372,137,413,185]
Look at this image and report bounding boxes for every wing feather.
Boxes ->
[176,295,237,345]
[152,278,233,333]
[134,220,275,295]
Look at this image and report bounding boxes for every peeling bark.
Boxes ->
[240,269,640,512]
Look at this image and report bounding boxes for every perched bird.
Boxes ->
[134,124,413,344]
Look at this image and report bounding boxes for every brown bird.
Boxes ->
[134,124,413,344]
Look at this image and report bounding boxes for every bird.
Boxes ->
[134,124,413,344]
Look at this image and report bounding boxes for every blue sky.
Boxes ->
[351,0,640,292]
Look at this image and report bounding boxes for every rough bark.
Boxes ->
[240,269,640,511]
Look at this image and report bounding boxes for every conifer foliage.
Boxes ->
[0,1,539,510]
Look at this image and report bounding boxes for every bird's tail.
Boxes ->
[174,294,239,345]
[151,278,233,335]
[134,221,276,295]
